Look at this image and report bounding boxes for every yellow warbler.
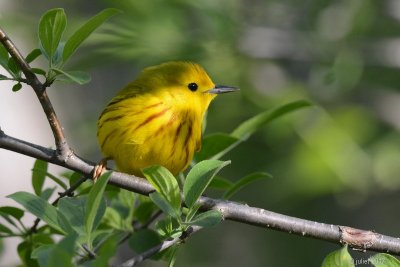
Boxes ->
[97,61,238,177]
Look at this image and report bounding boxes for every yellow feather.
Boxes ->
[97,61,236,177]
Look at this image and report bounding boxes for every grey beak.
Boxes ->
[206,85,239,94]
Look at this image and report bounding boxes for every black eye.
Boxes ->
[188,82,198,91]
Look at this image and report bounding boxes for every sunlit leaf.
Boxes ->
[322,245,354,267]
[143,165,181,215]
[183,160,230,208]
[38,8,67,61]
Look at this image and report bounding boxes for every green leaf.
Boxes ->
[85,236,117,267]
[63,8,120,63]
[31,68,47,76]
[0,223,13,234]
[8,58,21,78]
[38,8,67,62]
[49,234,77,267]
[12,83,22,92]
[149,192,179,218]
[7,191,73,234]
[0,212,19,229]
[155,217,174,238]
[322,245,354,267]
[231,100,312,140]
[40,187,56,200]
[143,165,181,215]
[128,229,161,254]
[18,241,39,267]
[51,68,91,84]
[369,253,400,267]
[133,201,157,224]
[31,244,53,260]
[195,133,239,161]
[85,172,111,238]
[68,171,82,186]
[183,160,230,208]
[0,44,9,70]
[59,197,86,234]
[25,49,42,63]
[186,210,222,228]
[0,74,8,80]
[32,167,68,191]
[223,172,272,199]
[167,246,179,267]
[0,206,24,220]
[32,233,54,246]
[35,234,77,267]
[103,207,124,230]
[209,177,233,190]
[184,203,201,223]
[32,159,48,196]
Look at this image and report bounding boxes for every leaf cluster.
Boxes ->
[0,8,119,90]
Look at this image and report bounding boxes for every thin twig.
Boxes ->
[1,132,400,256]
[1,26,400,261]
[29,175,88,233]
[82,244,97,259]
[118,210,164,246]
[116,226,201,267]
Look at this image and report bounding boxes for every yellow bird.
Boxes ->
[96,61,238,177]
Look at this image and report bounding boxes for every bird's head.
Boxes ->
[136,61,238,113]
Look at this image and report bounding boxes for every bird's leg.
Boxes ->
[92,157,110,182]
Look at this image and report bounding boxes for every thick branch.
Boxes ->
[1,130,399,256]
[0,27,69,158]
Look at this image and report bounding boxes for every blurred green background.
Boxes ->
[1,0,400,266]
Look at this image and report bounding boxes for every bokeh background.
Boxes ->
[1,0,400,266]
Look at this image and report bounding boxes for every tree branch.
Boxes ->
[0,27,70,158]
[1,26,399,261]
[1,129,399,256]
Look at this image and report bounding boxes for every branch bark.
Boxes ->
[0,27,70,159]
[1,130,400,256]
[1,26,399,259]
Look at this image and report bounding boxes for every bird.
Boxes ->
[95,61,238,178]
